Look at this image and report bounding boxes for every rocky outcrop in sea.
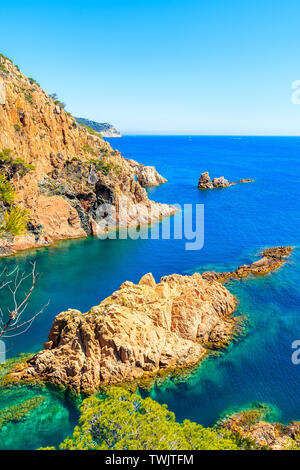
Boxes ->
[201,246,293,282]
[11,272,238,392]
[198,171,254,189]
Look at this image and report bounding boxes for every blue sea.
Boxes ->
[0,135,300,449]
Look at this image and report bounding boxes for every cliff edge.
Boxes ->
[0,54,174,255]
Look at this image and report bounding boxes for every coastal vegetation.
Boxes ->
[0,148,36,176]
[0,171,30,237]
[58,388,254,450]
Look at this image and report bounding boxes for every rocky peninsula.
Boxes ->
[9,246,293,393]
[202,246,293,282]
[198,171,254,189]
[0,56,174,256]
[75,117,121,138]
[11,272,238,392]
[125,158,167,186]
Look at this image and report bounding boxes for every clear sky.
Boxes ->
[1,0,300,134]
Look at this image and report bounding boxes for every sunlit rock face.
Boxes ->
[0,56,174,255]
[12,272,238,392]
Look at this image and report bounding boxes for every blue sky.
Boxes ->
[1,0,300,134]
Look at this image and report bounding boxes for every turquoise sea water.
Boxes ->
[0,136,300,449]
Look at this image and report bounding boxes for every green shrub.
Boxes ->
[79,123,102,138]
[2,205,30,237]
[28,77,39,86]
[0,173,15,203]
[14,124,21,132]
[49,93,66,109]
[0,53,12,63]
[0,149,35,176]
[0,148,13,162]
[59,388,242,450]
[82,144,97,156]
[0,63,8,74]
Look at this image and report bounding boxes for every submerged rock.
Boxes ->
[198,171,253,189]
[202,246,293,282]
[11,272,238,392]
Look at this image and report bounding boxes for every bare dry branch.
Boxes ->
[0,262,48,339]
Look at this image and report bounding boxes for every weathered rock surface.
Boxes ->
[0,78,5,105]
[125,159,167,187]
[198,171,253,189]
[136,166,167,187]
[220,406,299,450]
[11,272,238,392]
[238,178,254,183]
[0,56,175,255]
[202,246,293,282]
[197,171,214,189]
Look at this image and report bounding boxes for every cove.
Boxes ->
[0,135,299,449]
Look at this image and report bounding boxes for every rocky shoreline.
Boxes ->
[219,404,300,450]
[9,246,292,394]
[0,56,174,257]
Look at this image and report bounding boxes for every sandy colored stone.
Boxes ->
[137,166,167,187]
[202,246,293,282]
[11,272,238,392]
[198,171,253,189]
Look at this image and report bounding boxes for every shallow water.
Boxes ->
[0,136,299,448]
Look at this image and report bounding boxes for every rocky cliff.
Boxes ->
[11,272,238,392]
[75,117,121,137]
[0,54,174,255]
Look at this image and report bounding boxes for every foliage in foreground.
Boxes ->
[59,388,252,450]
[0,171,30,237]
[1,205,30,237]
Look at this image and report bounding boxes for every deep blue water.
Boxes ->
[0,135,300,448]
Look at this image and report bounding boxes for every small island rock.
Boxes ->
[198,171,253,189]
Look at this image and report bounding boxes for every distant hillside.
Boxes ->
[76,117,121,137]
